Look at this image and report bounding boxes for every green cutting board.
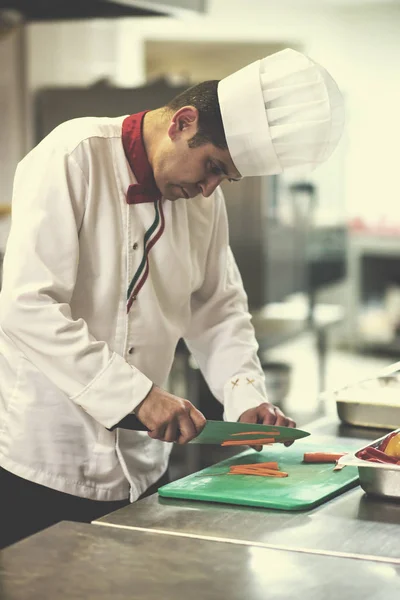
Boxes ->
[159,437,360,510]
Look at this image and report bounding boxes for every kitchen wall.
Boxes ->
[24,0,400,222]
[0,25,27,249]
[1,0,399,252]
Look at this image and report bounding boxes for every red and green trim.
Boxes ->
[127,197,165,313]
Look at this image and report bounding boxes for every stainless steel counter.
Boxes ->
[95,486,400,563]
[94,418,400,562]
[1,521,399,600]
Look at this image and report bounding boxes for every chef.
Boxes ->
[0,48,344,548]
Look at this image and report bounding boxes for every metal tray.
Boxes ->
[336,397,400,429]
[338,429,400,500]
[328,376,400,429]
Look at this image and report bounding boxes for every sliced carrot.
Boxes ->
[198,459,290,478]
[230,431,280,437]
[230,467,270,474]
[235,461,279,470]
[230,463,282,473]
[303,452,347,463]
[221,438,275,446]
[259,469,288,477]
[244,470,284,477]
[258,461,279,470]
[231,465,279,471]
[196,469,288,478]
[229,468,288,478]
[228,468,264,475]
[196,461,286,478]
[228,469,261,476]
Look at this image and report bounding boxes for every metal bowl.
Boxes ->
[338,429,400,500]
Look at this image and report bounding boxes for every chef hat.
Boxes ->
[217,48,345,177]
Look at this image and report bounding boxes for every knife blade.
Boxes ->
[108,415,310,444]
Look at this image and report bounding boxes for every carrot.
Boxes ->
[221,438,275,446]
[228,468,288,478]
[260,470,288,478]
[303,452,347,463]
[230,467,271,474]
[231,469,280,474]
[230,431,280,437]
[228,468,265,475]
[196,462,287,477]
[196,459,289,478]
[230,462,283,474]
[230,465,278,473]
[235,461,279,470]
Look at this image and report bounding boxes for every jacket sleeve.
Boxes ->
[183,187,268,422]
[0,138,153,429]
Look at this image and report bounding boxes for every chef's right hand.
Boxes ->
[135,385,206,444]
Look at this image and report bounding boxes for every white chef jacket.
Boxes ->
[0,112,269,502]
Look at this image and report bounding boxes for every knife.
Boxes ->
[108,414,148,432]
[108,414,310,444]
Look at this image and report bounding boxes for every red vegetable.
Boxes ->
[357,446,398,464]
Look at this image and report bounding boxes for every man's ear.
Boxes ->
[168,106,199,141]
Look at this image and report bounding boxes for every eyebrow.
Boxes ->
[215,159,242,182]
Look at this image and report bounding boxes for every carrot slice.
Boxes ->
[230,431,280,437]
[235,461,279,470]
[258,461,279,470]
[228,468,264,475]
[303,452,347,463]
[230,464,282,472]
[229,468,288,478]
[230,467,271,474]
[221,438,275,446]
[259,470,288,477]
[230,465,278,473]
[196,461,284,477]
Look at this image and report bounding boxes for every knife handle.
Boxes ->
[108,414,149,432]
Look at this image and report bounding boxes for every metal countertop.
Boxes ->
[1,521,399,600]
[94,418,400,562]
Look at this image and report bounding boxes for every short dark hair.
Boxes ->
[167,80,227,150]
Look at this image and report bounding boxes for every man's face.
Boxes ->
[153,107,242,201]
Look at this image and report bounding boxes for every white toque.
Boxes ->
[217,48,345,177]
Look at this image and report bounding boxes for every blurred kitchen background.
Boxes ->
[1,0,400,473]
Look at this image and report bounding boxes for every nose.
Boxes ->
[199,174,221,198]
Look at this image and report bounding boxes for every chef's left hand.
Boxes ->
[238,402,296,451]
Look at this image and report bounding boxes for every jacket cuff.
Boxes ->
[222,374,268,422]
[71,352,154,428]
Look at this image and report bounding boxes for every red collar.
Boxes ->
[122,111,162,204]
